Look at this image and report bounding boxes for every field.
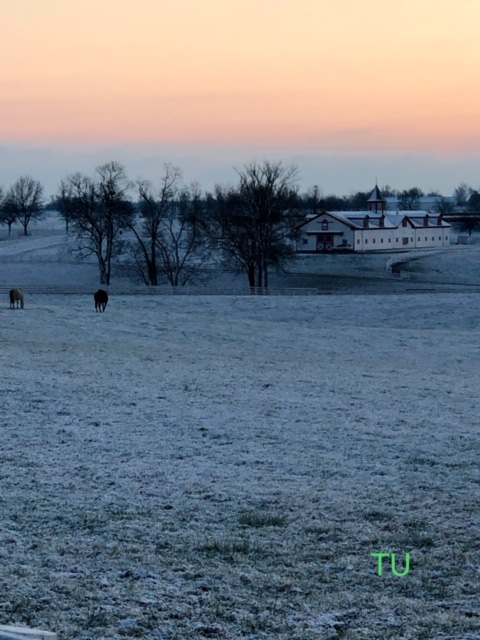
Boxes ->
[1,292,479,639]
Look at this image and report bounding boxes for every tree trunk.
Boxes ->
[257,259,263,288]
[248,262,255,288]
[150,241,158,285]
[264,260,269,288]
[106,254,112,286]
[148,261,157,285]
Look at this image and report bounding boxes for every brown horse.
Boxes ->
[9,288,24,309]
[94,289,108,312]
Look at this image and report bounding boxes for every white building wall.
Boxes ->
[354,226,450,251]
[297,214,355,251]
[336,227,355,247]
[297,233,317,251]
[414,227,450,248]
[298,213,451,252]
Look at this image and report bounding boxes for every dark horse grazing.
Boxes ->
[9,288,24,309]
[94,289,108,312]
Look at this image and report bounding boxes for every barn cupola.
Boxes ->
[367,184,387,214]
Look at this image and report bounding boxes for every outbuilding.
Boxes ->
[296,186,451,252]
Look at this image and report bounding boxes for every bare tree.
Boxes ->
[453,216,480,237]
[209,160,302,288]
[208,185,258,287]
[346,190,371,210]
[380,185,398,197]
[454,182,473,210]
[305,185,323,215]
[60,173,108,280]
[467,189,480,213]
[0,187,17,235]
[59,162,134,285]
[4,176,44,235]
[398,187,424,210]
[129,165,211,285]
[56,179,74,232]
[157,182,212,286]
[95,161,135,284]
[433,197,456,214]
[129,164,182,285]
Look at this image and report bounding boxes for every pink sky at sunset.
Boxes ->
[1,0,480,195]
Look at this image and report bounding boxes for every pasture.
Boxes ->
[0,293,479,639]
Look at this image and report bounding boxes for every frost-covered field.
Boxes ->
[0,293,479,639]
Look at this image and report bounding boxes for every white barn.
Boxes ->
[296,186,451,253]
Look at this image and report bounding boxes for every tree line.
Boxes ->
[2,162,480,286]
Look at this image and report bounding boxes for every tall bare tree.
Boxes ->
[129,164,182,285]
[398,187,424,210]
[95,161,135,284]
[468,189,480,213]
[209,185,258,287]
[58,162,134,285]
[0,187,17,234]
[433,197,456,214]
[157,181,212,286]
[129,165,211,285]
[454,183,473,210]
[4,176,44,235]
[209,160,302,288]
[56,179,74,232]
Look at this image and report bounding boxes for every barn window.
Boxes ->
[388,238,391,242]
[373,238,376,244]
[321,220,329,230]
[302,239,308,245]
[381,238,384,243]
[357,239,360,244]
[365,239,368,244]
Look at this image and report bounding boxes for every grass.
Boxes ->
[238,509,288,528]
[198,536,265,558]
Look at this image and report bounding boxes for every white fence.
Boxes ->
[2,283,480,296]
[0,285,322,296]
[0,229,65,240]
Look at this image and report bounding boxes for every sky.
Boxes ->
[1,0,480,197]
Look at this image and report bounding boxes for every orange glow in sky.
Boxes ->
[2,0,480,154]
